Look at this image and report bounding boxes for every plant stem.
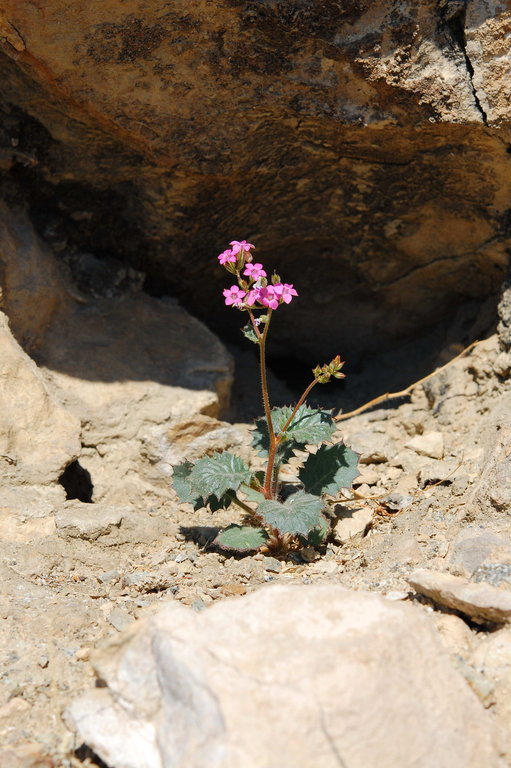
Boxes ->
[256,310,278,499]
[279,378,318,434]
[231,494,259,516]
[263,378,318,499]
[247,308,263,340]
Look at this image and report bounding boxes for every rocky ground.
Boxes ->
[1,286,510,766]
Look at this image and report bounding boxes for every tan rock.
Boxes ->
[406,431,444,460]
[0,312,80,485]
[433,613,475,657]
[68,584,503,768]
[39,293,233,502]
[408,568,511,624]
[471,627,511,758]
[469,393,511,514]
[449,527,511,577]
[334,506,373,542]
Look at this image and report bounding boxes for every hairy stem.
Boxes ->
[247,308,263,340]
[257,310,277,499]
[279,379,318,434]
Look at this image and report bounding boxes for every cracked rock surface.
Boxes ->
[0,0,509,362]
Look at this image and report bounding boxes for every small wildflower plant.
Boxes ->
[172,240,360,555]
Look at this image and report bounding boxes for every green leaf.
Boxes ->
[252,415,305,461]
[189,452,252,499]
[298,444,360,496]
[214,525,268,552]
[279,405,336,444]
[306,514,330,547]
[258,491,325,536]
[252,405,335,458]
[172,461,202,506]
[242,485,266,504]
[241,324,259,344]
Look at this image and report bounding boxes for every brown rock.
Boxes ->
[0,2,509,363]
[408,568,511,624]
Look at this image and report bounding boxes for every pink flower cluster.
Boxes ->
[217,240,255,265]
[222,283,298,310]
[218,239,298,311]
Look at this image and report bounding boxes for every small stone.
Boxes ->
[108,607,133,632]
[418,460,457,487]
[221,583,247,596]
[300,547,319,563]
[408,569,511,624]
[354,468,379,486]
[405,431,444,460]
[382,493,412,512]
[37,655,49,669]
[493,351,511,376]
[0,697,30,721]
[334,506,373,543]
[125,571,175,593]
[76,647,91,662]
[55,502,128,542]
[350,431,393,464]
[98,570,121,584]
[449,528,511,577]
[263,557,282,573]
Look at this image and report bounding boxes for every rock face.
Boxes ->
[68,584,504,768]
[0,206,233,500]
[0,1,509,361]
[0,312,80,486]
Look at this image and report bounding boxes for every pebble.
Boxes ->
[405,431,444,460]
[263,557,282,573]
[221,583,247,596]
[108,607,133,632]
[75,647,91,662]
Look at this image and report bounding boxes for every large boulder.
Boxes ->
[0,206,233,501]
[0,1,509,360]
[68,584,504,768]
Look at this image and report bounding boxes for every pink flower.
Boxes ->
[259,286,280,310]
[273,283,298,304]
[218,249,236,265]
[243,262,267,280]
[245,288,261,306]
[223,285,246,306]
[230,240,255,256]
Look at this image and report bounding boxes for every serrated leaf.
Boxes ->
[214,525,268,552]
[258,491,325,536]
[252,415,305,461]
[306,514,330,547]
[189,452,252,499]
[241,324,259,344]
[252,406,335,457]
[242,485,266,504]
[298,444,360,496]
[279,405,336,444]
[172,461,202,506]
